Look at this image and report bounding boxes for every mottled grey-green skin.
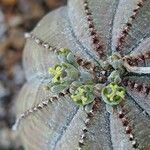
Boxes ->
[16,0,150,150]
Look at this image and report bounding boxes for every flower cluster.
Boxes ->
[48,48,126,107]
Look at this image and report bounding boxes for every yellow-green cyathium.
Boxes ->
[49,63,79,83]
[57,48,70,57]
[48,48,80,94]
[49,65,63,83]
[101,82,125,105]
[71,85,95,106]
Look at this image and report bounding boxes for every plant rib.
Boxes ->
[25,33,108,82]
[116,0,146,53]
[117,105,140,149]
[125,51,150,66]
[77,99,100,149]
[12,92,69,131]
[122,78,150,95]
[83,0,106,59]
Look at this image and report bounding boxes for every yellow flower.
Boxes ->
[71,85,94,106]
[49,65,63,83]
[101,83,125,105]
[57,48,70,56]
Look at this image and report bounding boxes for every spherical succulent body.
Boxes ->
[14,0,150,150]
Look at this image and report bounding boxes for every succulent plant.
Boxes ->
[13,0,150,150]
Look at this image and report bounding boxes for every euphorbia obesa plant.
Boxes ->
[13,0,150,150]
